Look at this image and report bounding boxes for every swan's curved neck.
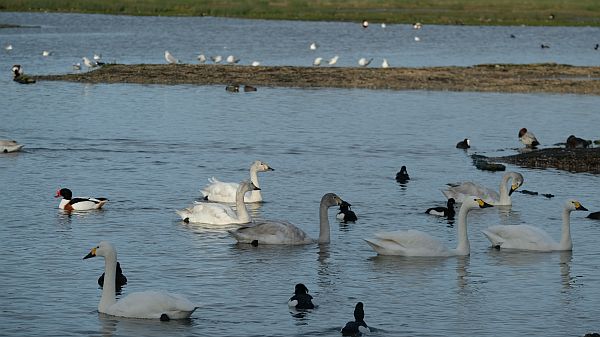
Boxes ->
[235,186,251,222]
[559,208,573,250]
[248,167,262,200]
[318,201,331,244]
[498,174,512,205]
[99,252,117,313]
[455,205,470,255]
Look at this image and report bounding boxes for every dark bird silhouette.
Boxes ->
[586,211,600,220]
[566,135,591,149]
[341,302,370,336]
[395,166,410,183]
[426,198,456,219]
[288,283,314,309]
[98,262,128,289]
[456,138,470,149]
[337,200,358,222]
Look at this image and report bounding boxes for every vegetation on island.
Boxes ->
[1,0,600,26]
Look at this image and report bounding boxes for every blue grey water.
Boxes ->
[1,12,599,337]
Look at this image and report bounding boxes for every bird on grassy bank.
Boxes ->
[226,55,240,64]
[381,58,389,68]
[313,57,323,66]
[518,128,540,148]
[566,135,591,149]
[11,65,36,84]
[164,50,179,64]
[358,57,372,67]
[328,55,339,66]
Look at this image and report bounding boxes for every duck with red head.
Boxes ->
[55,188,108,211]
[518,128,539,148]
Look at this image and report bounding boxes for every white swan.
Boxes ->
[0,139,24,153]
[482,199,588,251]
[177,181,259,224]
[228,193,344,245]
[84,241,197,320]
[328,55,339,66]
[442,172,524,206]
[381,58,389,68]
[364,197,493,256]
[201,160,274,203]
[313,57,323,66]
[358,57,373,67]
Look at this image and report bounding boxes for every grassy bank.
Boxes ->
[2,0,600,26]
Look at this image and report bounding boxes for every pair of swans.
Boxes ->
[229,193,344,245]
[442,172,524,206]
[177,181,259,224]
[84,241,197,320]
[201,160,274,203]
[365,197,493,256]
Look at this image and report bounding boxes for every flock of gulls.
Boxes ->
[5,126,587,327]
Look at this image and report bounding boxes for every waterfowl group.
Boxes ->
[201,160,274,203]
[84,241,197,320]
[365,197,493,256]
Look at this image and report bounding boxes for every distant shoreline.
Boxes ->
[2,0,600,26]
[34,63,600,95]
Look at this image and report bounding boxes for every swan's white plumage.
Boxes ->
[228,193,343,245]
[482,199,587,251]
[365,197,493,256]
[442,172,524,206]
[0,139,24,153]
[164,50,179,64]
[84,241,197,319]
[201,160,273,203]
[177,181,258,224]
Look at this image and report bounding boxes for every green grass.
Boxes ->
[1,0,600,26]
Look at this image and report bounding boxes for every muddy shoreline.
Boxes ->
[491,148,600,174]
[34,63,600,95]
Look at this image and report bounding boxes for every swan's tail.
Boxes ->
[176,208,192,221]
[481,229,503,248]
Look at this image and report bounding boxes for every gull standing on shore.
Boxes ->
[328,55,339,65]
[358,57,372,67]
[165,50,179,64]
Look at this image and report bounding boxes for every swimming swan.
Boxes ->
[442,172,524,206]
[0,139,24,153]
[177,181,259,224]
[364,197,493,256]
[481,199,588,251]
[228,193,344,245]
[84,241,197,320]
[201,160,274,203]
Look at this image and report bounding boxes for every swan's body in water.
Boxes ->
[442,172,524,206]
[482,199,587,251]
[177,181,259,224]
[341,302,370,336]
[0,139,24,153]
[84,241,197,319]
[228,193,344,245]
[201,160,274,203]
[365,197,493,256]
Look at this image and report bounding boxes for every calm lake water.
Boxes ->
[1,12,599,337]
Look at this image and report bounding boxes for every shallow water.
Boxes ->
[1,13,600,337]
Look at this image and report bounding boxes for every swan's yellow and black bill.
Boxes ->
[574,201,588,211]
[508,183,520,196]
[83,247,97,259]
[476,199,494,208]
